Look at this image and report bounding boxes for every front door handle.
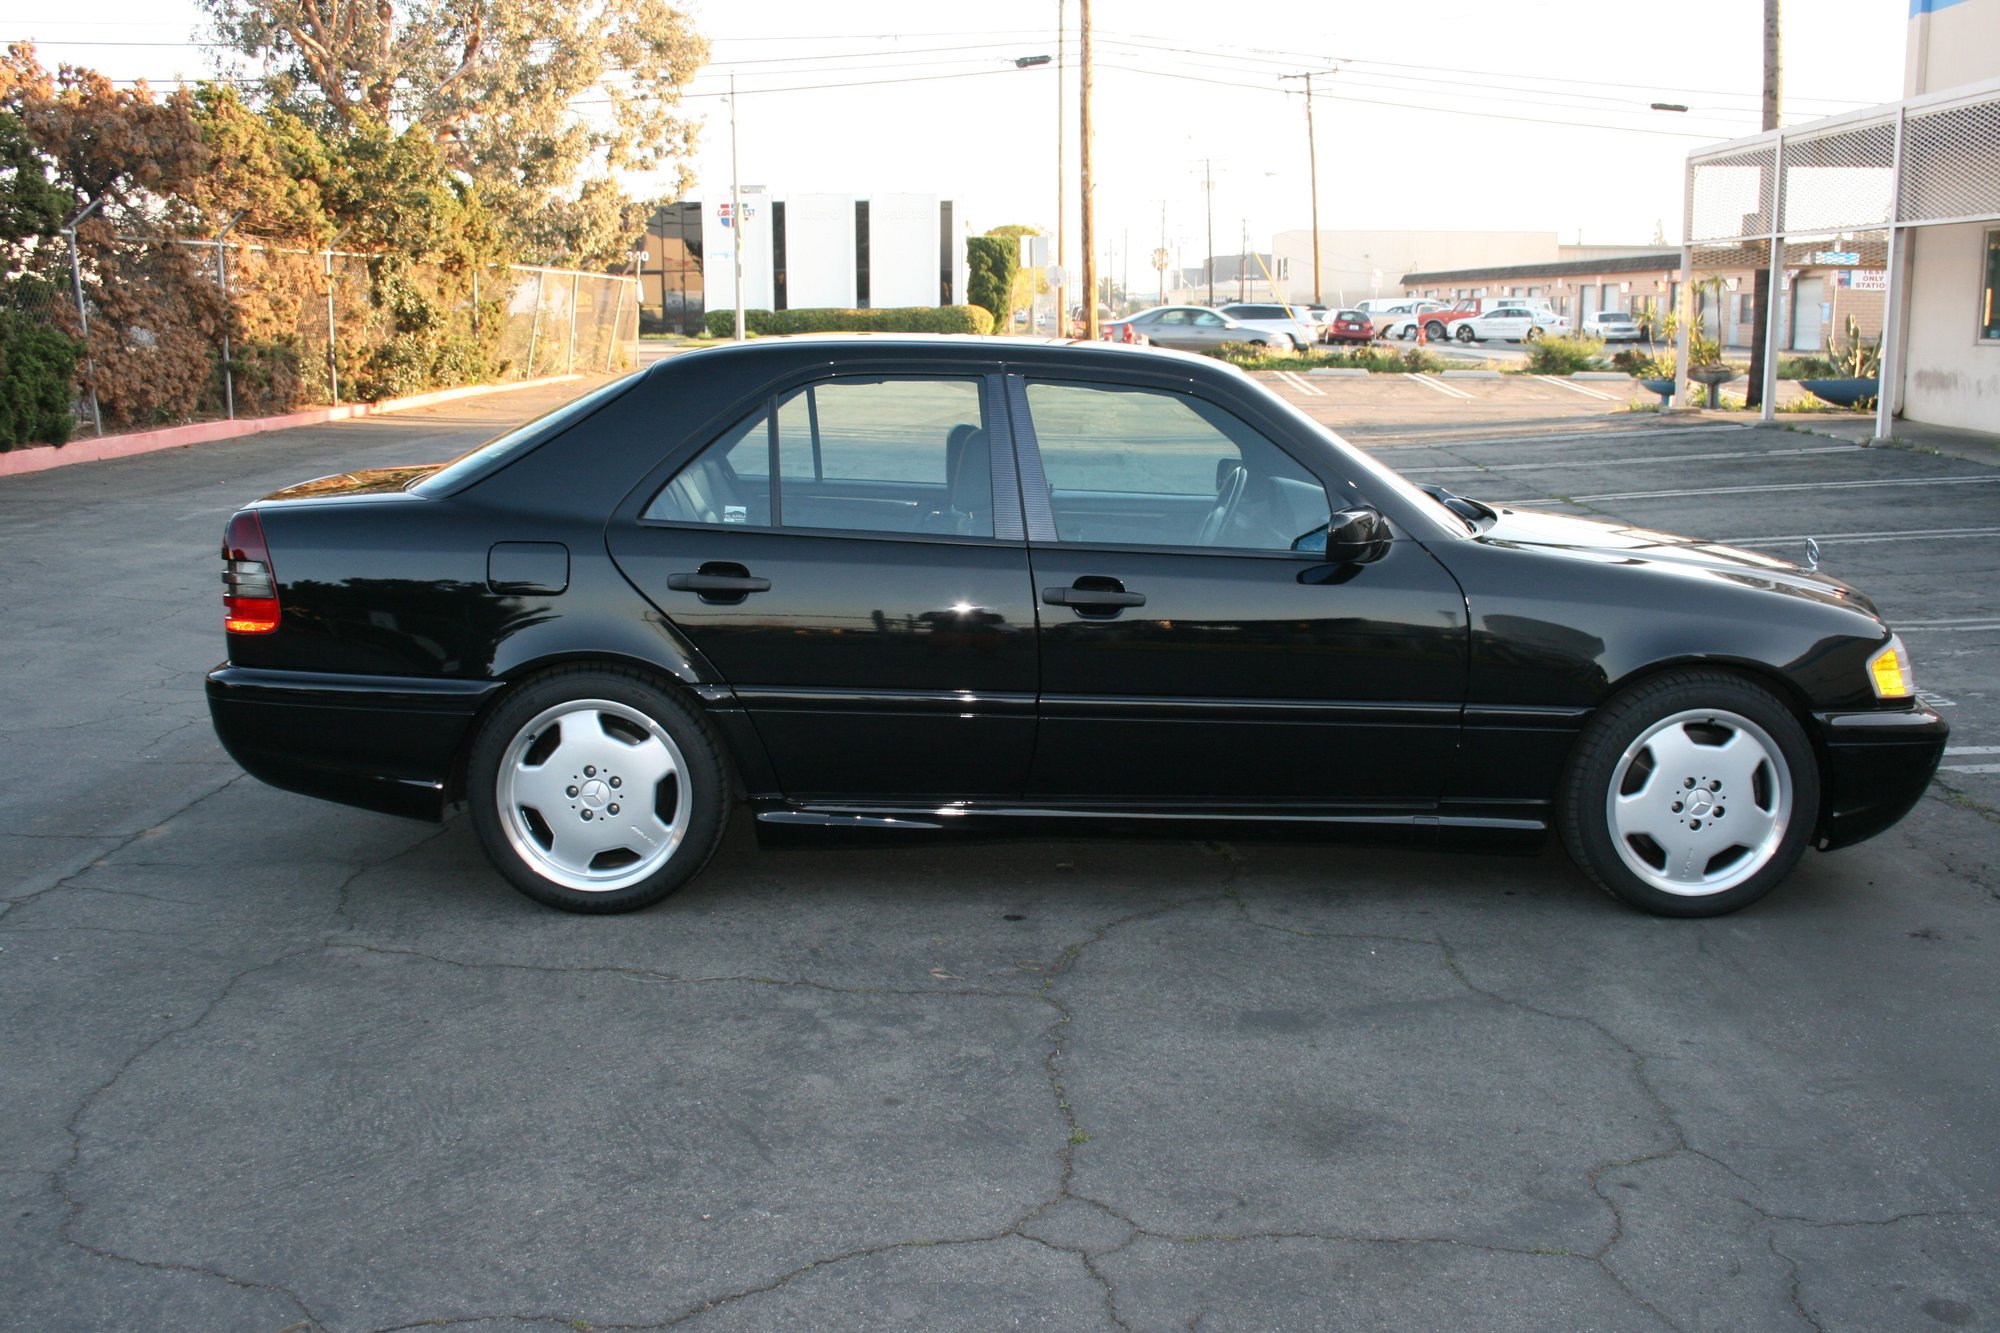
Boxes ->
[1043,582,1145,608]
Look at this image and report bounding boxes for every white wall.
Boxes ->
[704,188,773,313]
[869,194,940,308]
[1900,222,2000,431]
[783,194,856,309]
[1906,0,2000,95]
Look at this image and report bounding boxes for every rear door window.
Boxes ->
[644,377,997,538]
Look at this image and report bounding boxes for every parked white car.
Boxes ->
[1215,303,1319,351]
[1454,305,1572,343]
[1582,311,1644,342]
[1376,300,1450,340]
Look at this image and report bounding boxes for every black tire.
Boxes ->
[1456,324,1476,343]
[466,666,729,913]
[1524,326,1541,341]
[1559,669,1820,917]
[1425,320,1448,342]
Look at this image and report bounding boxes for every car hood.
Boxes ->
[1474,506,1879,616]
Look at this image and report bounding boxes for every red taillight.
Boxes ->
[221,510,280,635]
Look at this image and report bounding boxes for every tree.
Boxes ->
[964,236,1018,333]
[200,0,708,266]
[984,223,1045,332]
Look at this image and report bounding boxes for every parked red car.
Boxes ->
[1319,310,1376,344]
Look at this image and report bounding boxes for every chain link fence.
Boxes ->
[51,234,639,441]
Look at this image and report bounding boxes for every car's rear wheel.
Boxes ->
[467,667,728,913]
[1559,670,1819,917]
[1399,324,1415,342]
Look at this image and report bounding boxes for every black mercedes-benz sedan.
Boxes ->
[207,336,1946,917]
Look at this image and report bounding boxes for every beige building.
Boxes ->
[1268,230,1557,306]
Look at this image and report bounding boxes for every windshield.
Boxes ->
[410,374,643,496]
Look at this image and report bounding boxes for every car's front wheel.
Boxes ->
[1456,325,1476,343]
[1559,670,1819,917]
[467,667,728,912]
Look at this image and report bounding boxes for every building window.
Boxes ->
[1982,227,2000,341]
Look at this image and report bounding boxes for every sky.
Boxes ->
[8,0,1910,272]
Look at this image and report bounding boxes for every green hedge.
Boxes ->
[0,308,80,449]
[704,305,995,338]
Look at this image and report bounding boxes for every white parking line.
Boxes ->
[1897,618,2000,631]
[1944,746,2000,754]
[1368,424,1752,449]
[1940,764,2000,774]
[1534,375,1620,401]
[1273,370,1325,397]
[1406,374,1473,400]
[1555,475,2000,504]
[1417,445,1856,477]
[1726,526,2000,549]
[1903,624,2000,633]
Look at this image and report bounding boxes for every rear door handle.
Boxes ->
[667,570,772,594]
[1043,585,1145,608]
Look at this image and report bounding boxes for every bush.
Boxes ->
[1611,347,1676,379]
[1524,333,1605,375]
[1204,342,1455,374]
[0,308,80,448]
[1777,355,1835,380]
[703,306,995,338]
[964,235,1018,329]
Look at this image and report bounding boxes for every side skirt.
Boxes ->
[751,799,1547,853]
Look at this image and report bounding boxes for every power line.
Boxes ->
[1090,63,1738,140]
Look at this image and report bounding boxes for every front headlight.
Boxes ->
[1867,635,1914,699]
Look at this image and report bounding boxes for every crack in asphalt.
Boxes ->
[1768,1233,1829,1332]
[31,819,1974,1332]
[48,941,327,1331]
[1,772,248,909]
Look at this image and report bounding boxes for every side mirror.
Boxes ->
[1297,506,1392,563]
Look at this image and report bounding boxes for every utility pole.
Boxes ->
[1280,68,1328,302]
[730,72,745,341]
[1079,0,1097,340]
[1746,0,1780,408]
[1281,68,1334,305]
[1204,158,1214,306]
[1158,200,1167,305]
[1056,0,1066,335]
[1239,218,1247,302]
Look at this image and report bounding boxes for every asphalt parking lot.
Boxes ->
[3,372,1995,1332]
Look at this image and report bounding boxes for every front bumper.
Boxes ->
[207,665,504,820]
[1812,704,1949,850]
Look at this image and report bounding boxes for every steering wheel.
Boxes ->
[1195,464,1248,547]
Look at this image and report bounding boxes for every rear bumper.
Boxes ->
[1812,705,1949,851]
[206,665,503,820]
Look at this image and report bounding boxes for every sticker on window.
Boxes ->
[724,505,748,524]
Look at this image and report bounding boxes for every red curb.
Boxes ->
[0,374,586,479]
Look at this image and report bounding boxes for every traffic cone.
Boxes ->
[1417,322,1427,346]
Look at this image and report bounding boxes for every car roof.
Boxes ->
[653,332,1242,377]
